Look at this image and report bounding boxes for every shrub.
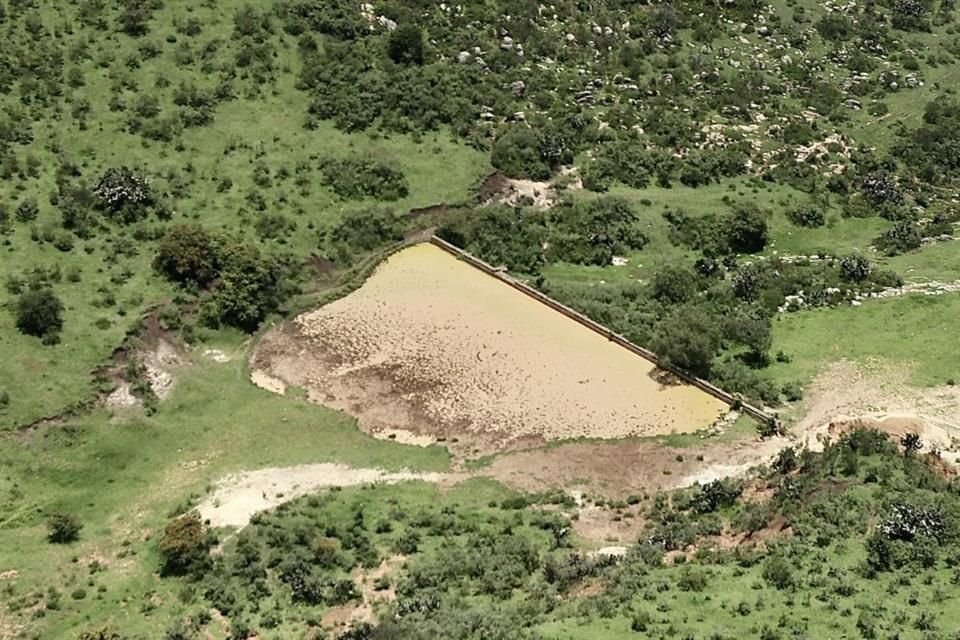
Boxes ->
[491,127,553,180]
[690,479,742,514]
[154,224,222,286]
[839,254,872,282]
[15,287,64,342]
[875,220,921,255]
[785,205,825,228]
[726,204,769,253]
[762,556,795,590]
[678,565,709,592]
[15,198,39,222]
[78,627,127,640]
[318,157,409,201]
[207,243,286,330]
[651,265,698,304]
[387,24,425,65]
[650,307,720,377]
[47,513,82,543]
[93,167,155,223]
[773,447,798,474]
[159,512,212,577]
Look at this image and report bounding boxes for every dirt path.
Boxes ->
[197,431,786,530]
[198,464,452,528]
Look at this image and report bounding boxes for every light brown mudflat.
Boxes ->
[253,243,727,453]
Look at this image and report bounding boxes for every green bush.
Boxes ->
[15,287,64,342]
[159,512,212,577]
[47,513,82,544]
[154,224,223,286]
[785,205,825,228]
[387,24,425,65]
[318,157,409,201]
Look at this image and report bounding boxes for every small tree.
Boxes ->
[900,432,923,456]
[47,513,82,544]
[650,265,698,304]
[93,167,154,223]
[15,198,39,222]
[773,447,798,474]
[159,511,212,576]
[207,243,285,330]
[15,288,65,342]
[761,556,794,590]
[839,254,872,283]
[785,204,825,228]
[387,24,424,65]
[726,204,769,253]
[650,308,720,377]
[78,627,126,640]
[154,224,222,286]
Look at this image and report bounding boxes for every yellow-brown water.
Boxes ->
[254,243,728,450]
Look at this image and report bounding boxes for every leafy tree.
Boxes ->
[318,157,409,201]
[651,307,720,377]
[900,432,923,455]
[690,479,742,514]
[154,224,222,286]
[491,127,553,180]
[650,265,698,304]
[761,556,795,590]
[326,207,405,262]
[120,0,157,36]
[93,167,155,223]
[387,24,425,65]
[15,287,64,342]
[724,307,772,361]
[875,220,921,255]
[862,171,903,206]
[208,243,285,330]
[773,447,798,474]
[839,254,872,283]
[15,197,39,222]
[785,204,825,228]
[548,198,647,266]
[47,513,82,543]
[726,204,768,253]
[159,512,212,577]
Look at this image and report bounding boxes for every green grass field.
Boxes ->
[768,293,960,388]
[0,331,450,637]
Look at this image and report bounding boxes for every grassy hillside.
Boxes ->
[3,0,960,638]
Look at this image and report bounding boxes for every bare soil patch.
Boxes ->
[477,169,581,209]
[789,361,960,461]
[252,243,727,457]
[198,464,451,528]
[478,436,786,498]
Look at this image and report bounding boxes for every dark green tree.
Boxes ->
[154,224,222,286]
[47,513,82,543]
[651,265,698,304]
[387,24,425,65]
[209,243,285,330]
[651,307,720,377]
[15,288,64,342]
[726,203,769,253]
[159,512,212,577]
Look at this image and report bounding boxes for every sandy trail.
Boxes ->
[198,464,451,528]
[198,431,785,530]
